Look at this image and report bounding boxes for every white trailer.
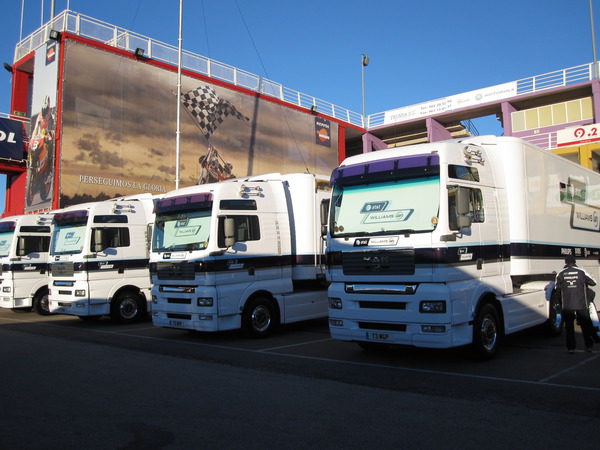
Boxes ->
[150,173,330,336]
[48,194,155,323]
[327,135,600,357]
[0,213,54,314]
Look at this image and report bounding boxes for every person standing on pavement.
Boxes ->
[555,255,597,353]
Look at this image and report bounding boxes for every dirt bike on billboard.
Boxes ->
[27,134,53,204]
[27,96,55,206]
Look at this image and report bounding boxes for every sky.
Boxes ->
[0,0,598,214]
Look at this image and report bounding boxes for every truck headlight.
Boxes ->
[75,290,86,297]
[197,297,213,307]
[328,297,342,309]
[420,300,446,313]
[2,286,11,293]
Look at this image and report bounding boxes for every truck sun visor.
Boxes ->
[53,210,89,226]
[330,153,440,186]
[154,193,214,214]
[0,221,16,232]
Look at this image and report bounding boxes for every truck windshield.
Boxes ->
[0,231,14,257]
[51,224,87,255]
[153,210,212,252]
[331,176,440,237]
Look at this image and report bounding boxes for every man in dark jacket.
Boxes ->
[555,255,597,353]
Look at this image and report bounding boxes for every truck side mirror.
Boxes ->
[17,236,26,256]
[92,228,105,252]
[456,187,472,229]
[224,217,235,248]
[320,199,330,236]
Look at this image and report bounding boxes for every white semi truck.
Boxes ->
[0,213,55,314]
[326,135,600,358]
[48,194,155,323]
[150,173,330,336]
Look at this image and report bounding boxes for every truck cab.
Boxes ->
[0,213,54,314]
[150,173,330,336]
[48,194,155,323]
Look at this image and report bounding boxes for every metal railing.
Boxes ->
[14,10,365,127]
[517,131,558,150]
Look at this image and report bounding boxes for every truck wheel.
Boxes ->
[471,303,500,359]
[546,292,563,336]
[242,296,278,337]
[33,292,51,316]
[111,292,142,324]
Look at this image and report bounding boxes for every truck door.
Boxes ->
[477,186,503,280]
[14,233,50,299]
[448,185,485,282]
[88,225,128,303]
[215,214,280,317]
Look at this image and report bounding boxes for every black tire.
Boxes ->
[110,292,143,324]
[33,292,51,316]
[242,296,279,337]
[471,303,501,359]
[546,291,563,336]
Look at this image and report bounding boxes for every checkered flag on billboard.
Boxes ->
[181,85,249,140]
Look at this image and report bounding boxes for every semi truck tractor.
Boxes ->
[0,212,55,314]
[48,194,155,323]
[150,173,330,336]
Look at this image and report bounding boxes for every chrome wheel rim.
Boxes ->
[251,305,271,333]
[480,315,497,352]
[119,298,138,320]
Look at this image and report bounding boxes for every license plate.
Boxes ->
[366,331,389,341]
[168,320,184,327]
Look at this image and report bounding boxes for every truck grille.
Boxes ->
[156,262,195,280]
[342,250,415,275]
[51,262,74,277]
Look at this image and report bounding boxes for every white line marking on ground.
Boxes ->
[258,338,334,352]
[538,353,600,383]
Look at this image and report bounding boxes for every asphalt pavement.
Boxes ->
[1,309,599,449]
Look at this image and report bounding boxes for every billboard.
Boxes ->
[59,41,338,207]
[0,117,26,161]
[25,41,59,212]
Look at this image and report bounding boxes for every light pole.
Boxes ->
[361,53,369,127]
[591,0,598,78]
[175,0,183,189]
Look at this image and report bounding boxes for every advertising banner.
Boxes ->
[0,117,25,160]
[25,41,59,212]
[556,123,600,147]
[383,82,517,125]
[59,41,338,207]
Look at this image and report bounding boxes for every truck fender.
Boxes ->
[472,292,505,336]
[239,290,280,318]
[110,285,147,312]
